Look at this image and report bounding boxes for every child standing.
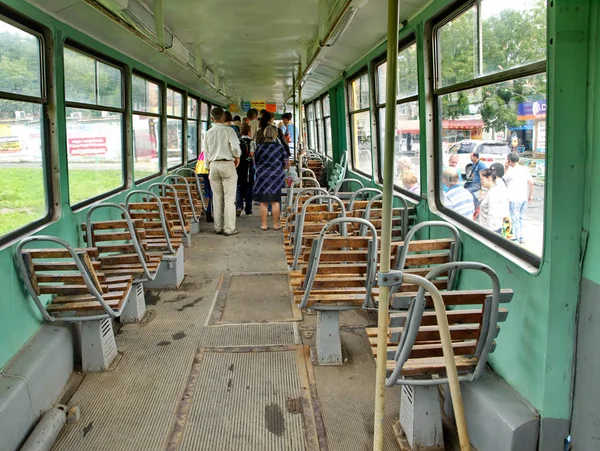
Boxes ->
[236,123,254,215]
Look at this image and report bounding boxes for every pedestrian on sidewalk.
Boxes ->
[204,107,241,236]
[504,152,534,244]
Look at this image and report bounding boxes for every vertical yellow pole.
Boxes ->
[373,0,399,449]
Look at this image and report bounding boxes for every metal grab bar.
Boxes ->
[173,167,207,211]
[125,190,176,255]
[85,203,155,282]
[300,217,379,309]
[347,188,383,212]
[148,183,190,238]
[15,236,123,322]
[387,262,501,386]
[361,192,410,239]
[164,174,199,223]
[291,194,346,271]
[391,221,462,295]
[332,178,365,195]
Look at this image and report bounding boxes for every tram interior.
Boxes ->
[0,0,598,451]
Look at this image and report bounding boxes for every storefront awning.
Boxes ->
[442,119,484,130]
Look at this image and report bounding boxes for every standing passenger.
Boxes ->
[504,153,534,244]
[233,115,242,132]
[204,107,241,236]
[280,113,295,153]
[236,123,254,216]
[254,125,287,230]
[247,109,259,138]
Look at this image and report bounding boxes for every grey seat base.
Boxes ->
[120,282,147,323]
[144,246,185,290]
[444,367,539,451]
[80,318,118,372]
[399,385,444,450]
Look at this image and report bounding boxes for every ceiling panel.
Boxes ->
[25,0,432,104]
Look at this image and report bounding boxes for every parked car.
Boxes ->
[445,140,512,178]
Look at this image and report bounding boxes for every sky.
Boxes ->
[481,0,541,19]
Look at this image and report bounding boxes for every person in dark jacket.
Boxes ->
[236,123,254,215]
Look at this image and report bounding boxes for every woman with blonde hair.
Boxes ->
[253,125,287,230]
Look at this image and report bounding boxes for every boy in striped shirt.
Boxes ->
[442,167,474,217]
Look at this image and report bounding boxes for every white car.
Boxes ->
[445,140,512,178]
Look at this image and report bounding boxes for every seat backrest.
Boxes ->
[291,195,347,270]
[300,217,379,309]
[148,183,190,238]
[387,262,513,386]
[82,203,155,281]
[14,235,118,322]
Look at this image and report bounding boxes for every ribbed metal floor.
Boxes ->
[52,216,401,451]
[178,347,307,451]
[313,329,402,451]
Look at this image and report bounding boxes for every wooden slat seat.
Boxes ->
[366,281,513,382]
[18,243,133,319]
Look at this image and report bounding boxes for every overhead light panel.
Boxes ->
[321,6,359,47]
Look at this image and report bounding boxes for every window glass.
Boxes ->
[133,114,160,180]
[201,101,210,121]
[481,0,546,76]
[64,48,122,108]
[66,107,123,204]
[65,49,125,205]
[350,73,370,111]
[0,100,45,236]
[315,101,322,119]
[438,7,477,87]
[378,102,420,193]
[167,88,183,117]
[187,120,198,161]
[307,103,315,120]
[323,95,330,116]
[188,97,198,119]
[317,117,325,155]
[166,118,182,168]
[439,73,546,256]
[309,118,317,151]
[351,111,372,174]
[325,117,332,155]
[0,21,41,98]
[132,76,159,114]
[378,43,419,104]
[438,2,546,87]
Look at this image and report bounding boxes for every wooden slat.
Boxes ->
[21,253,40,295]
[99,253,143,265]
[389,324,480,342]
[403,252,451,267]
[385,355,478,377]
[22,248,99,258]
[370,339,477,359]
[389,309,485,327]
[33,261,102,271]
[77,251,104,295]
[96,243,149,254]
[392,289,514,307]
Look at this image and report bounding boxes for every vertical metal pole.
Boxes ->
[293,72,297,161]
[298,71,303,187]
[373,0,399,448]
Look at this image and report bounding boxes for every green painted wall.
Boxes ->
[306,0,589,422]
[0,0,220,370]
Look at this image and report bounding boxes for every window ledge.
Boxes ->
[428,204,541,276]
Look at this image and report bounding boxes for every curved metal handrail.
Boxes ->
[148,183,190,238]
[173,167,206,211]
[392,221,461,293]
[387,262,501,386]
[300,217,379,309]
[347,188,383,212]
[124,190,176,255]
[291,187,330,218]
[301,168,318,181]
[86,203,155,282]
[291,194,346,270]
[361,193,410,238]
[15,236,122,322]
[332,178,365,196]
[163,174,199,223]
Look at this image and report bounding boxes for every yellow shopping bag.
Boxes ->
[195,151,209,174]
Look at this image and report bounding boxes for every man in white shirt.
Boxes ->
[504,153,534,244]
[205,107,241,236]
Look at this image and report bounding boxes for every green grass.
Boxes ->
[0,168,46,235]
[68,169,123,205]
[0,167,125,236]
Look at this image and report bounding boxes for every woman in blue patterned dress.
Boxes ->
[254,125,287,230]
